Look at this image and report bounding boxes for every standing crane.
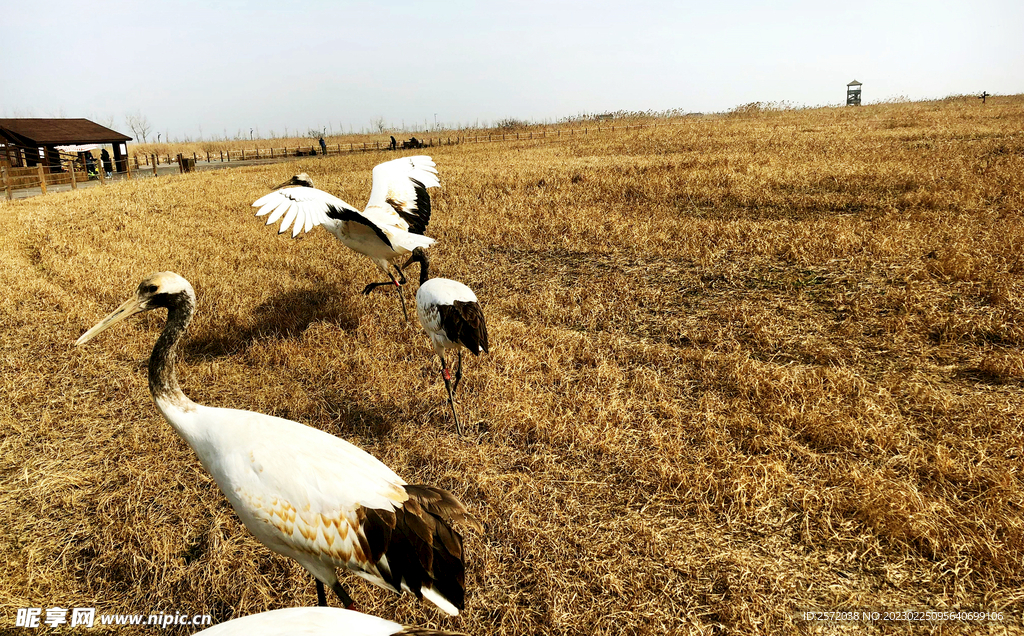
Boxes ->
[402,248,489,434]
[195,607,466,636]
[75,272,480,615]
[252,156,440,319]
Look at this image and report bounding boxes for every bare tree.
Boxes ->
[124,110,152,144]
[90,113,116,129]
[372,116,387,134]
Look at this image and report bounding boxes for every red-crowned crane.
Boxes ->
[252,156,440,319]
[402,248,489,434]
[195,607,467,636]
[75,272,480,615]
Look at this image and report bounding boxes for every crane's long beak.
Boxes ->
[400,255,415,270]
[274,175,310,190]
[75,296,146,346]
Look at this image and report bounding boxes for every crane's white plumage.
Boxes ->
[75,272,478,615]
[195,607,466,636]
[252,157,440,318]
[417,279,484,358]
[252,156,437,248]
[402,250,489,434]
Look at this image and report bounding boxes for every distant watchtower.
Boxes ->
[847,80,862,106]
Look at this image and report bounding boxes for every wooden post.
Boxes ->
[206,151,210,163]
[69,158,77,189]
[270,147,274,158]
[241,149,245,160]
[96,161,105,185]
[2,163,12,200]
[152,155,157,176]
[37,163,48,193]
[220,150,224,162]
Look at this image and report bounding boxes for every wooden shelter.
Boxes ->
[0,118,133,173]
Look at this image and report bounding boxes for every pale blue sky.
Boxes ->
[2,0,1022,141]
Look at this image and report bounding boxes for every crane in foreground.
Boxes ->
[195,607,467,636]
[402,248,489,434]
[252,156,440,319]
[75,272,480,615]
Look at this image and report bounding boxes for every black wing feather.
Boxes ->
[358,485,480,611]
[325,203,393,248]
[386,177,432,235]
[438,301,489,355]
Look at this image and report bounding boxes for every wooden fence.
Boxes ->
[130,122,669,169]
[5,120,680,200]
[2,147,122,200]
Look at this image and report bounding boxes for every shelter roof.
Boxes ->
[0,118,132,145]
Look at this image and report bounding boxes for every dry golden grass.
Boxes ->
[127,117,691,163]
[1,95,1023,635]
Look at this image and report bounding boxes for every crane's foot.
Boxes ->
[362,281,395,295]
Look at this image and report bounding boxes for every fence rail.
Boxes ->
[131,122,668,167]
[5,120,678,201]
[1,144,125,200]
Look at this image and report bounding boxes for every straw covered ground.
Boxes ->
[1,96,1023,635]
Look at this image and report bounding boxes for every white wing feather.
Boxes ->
[195,607,404,636]
[252,187,361,238]
[365,156,440,228]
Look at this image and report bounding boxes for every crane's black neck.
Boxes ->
[411,249,431,286]
[148,291,194,405]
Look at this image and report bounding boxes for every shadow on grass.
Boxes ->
[325,399,397,439]
[184,285,362,358]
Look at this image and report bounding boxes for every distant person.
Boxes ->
[390,135,397,150]
[101,148,113,177]
[319,136,327,156]
[84,151,97,179]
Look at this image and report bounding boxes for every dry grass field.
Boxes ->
[1,95,1023,635]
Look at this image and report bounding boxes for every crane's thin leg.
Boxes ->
[440,354,463,435]
[362,269,408,320]
[361,265,407,294]
[453,350,464,394]
[315,579,327,607]
[330,581,356,611]
[392,263,407,285]
[396,285,408,321]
